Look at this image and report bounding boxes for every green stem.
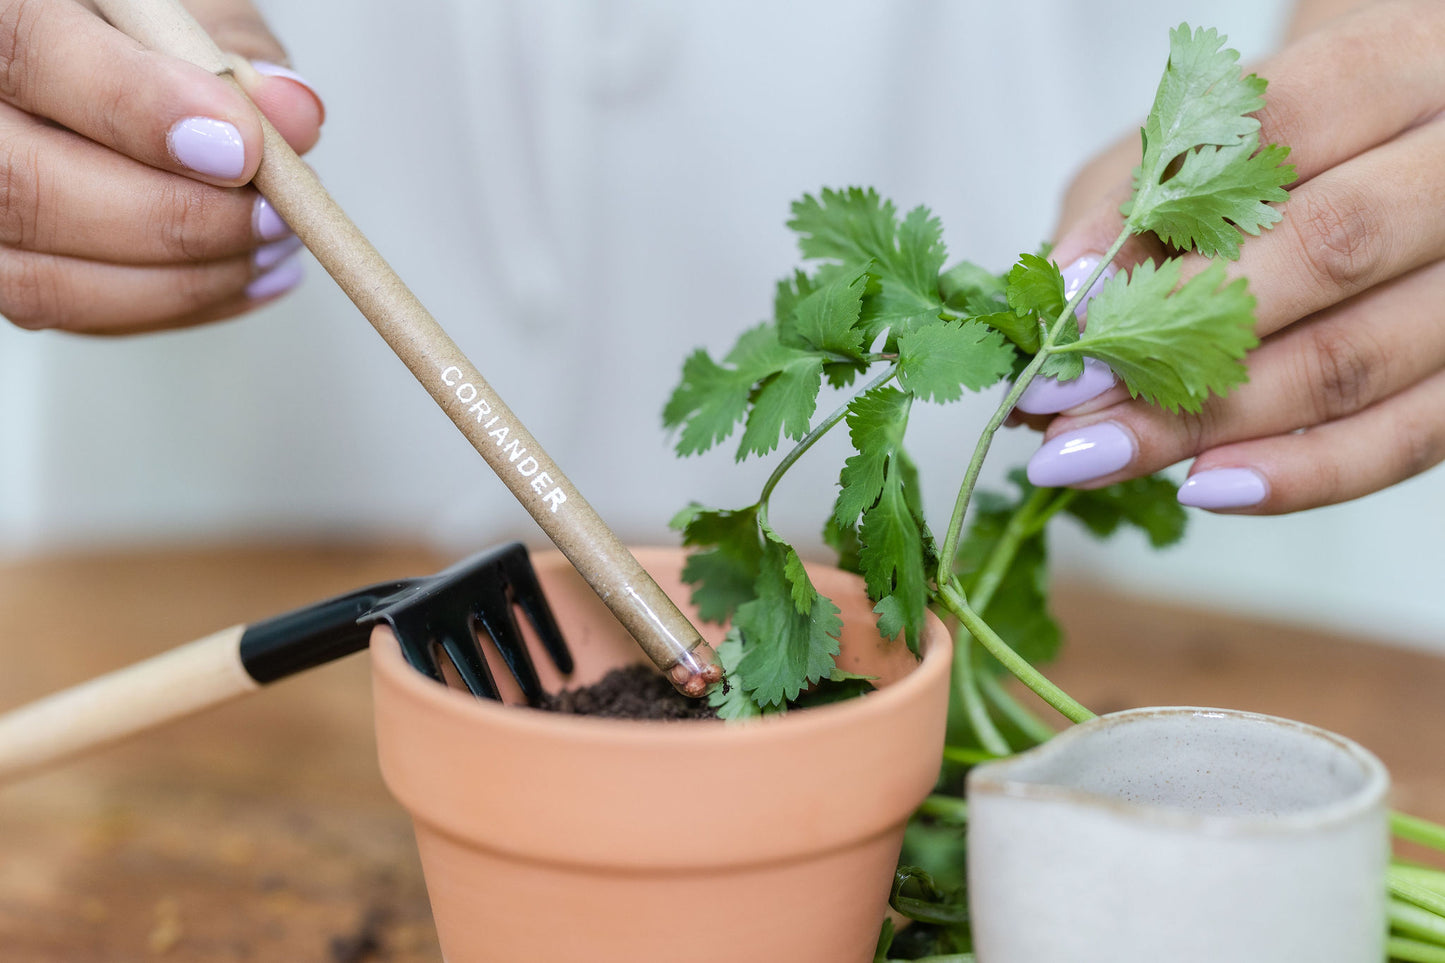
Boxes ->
[1396,813,1445,854]
[939,582,1093,723]
[757,363,897,531]
[1025,488,1077,536]
[952,623,1011,756]
[979,670,1057,746]
[942,745,1003,766]
[917,794,969,824]
[1392,899,1445,946]
[967,486,1054,615]
[1390,937,1445,963]
[1393,870,1445,917]
[935,228,1130,584]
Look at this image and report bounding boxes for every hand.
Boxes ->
[1017,0,1445,514]
[0,0,323,334]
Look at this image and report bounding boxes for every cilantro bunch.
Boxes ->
[664,24,1293,726]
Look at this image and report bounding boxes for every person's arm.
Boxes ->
[1017,0,1445,514]
[0,0,322,334]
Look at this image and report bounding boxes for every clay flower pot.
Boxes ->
[371,547,951,963]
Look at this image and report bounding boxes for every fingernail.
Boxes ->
[251,60,326,121]
[1177,468,1268,510]
[253,235,303,271]
[1060,255,1116,326]
[1026,422,1134,487]
[246,254,304,300]
[1014,357,1117,415]
[252,196,290,241]
[167,117,245,180]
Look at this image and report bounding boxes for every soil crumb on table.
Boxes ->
[539,664,720,721]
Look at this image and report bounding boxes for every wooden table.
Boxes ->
[1,544,1441,961]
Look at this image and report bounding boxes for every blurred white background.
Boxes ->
[1,1,1440,648]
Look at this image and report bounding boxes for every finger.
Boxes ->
[1179,368,1445,514]
[0,244,303,333]
[0,0,263,184]
[1025,259,1445,488]
[188,0,325,153]
[0,101,294,262]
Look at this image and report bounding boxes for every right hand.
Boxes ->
[0,0,324,335]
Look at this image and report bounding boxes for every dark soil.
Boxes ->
[538,664,720,721]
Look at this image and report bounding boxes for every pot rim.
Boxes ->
[967,706,1390,835]
[370,546,951,747]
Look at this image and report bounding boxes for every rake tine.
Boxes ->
[498,544,574,675]
[388,613,447,685]
[438,620,501,701]
[471,579,545,706]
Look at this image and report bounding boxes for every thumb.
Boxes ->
[185,0,325,154]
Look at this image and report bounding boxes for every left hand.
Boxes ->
[1017,0,1445,514]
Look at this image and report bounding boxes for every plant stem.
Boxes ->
[942,745,1003,766]
[757,363,898,530]
[952,623,1011,756]
[1396,813,1445,855]
[979,670,1057,746]
[1392,899,1445,946]
[935,228,1130,585]
[967,486,1054,615]
[1389,937,1445,963]
[918,794,970,824]
[939,582,1093,723]
[1393,870,1445,917]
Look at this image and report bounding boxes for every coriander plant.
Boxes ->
[664,25,1445,961]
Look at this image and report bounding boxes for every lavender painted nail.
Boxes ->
[251,60,323,103]
[246,254,304,300]
[1177,468,1268,510]
[1015,357,1117,415]
[252,196,291,241]
[253,235,303,271]
[1060,255,1115,325]
[167,117,245,180]
[1026,422,1134,487]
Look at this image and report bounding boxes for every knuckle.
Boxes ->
[0,0,42,104]
[146,180,216,262]
[1289,188,1385,293]
[1304,325,1386,422]
[1393,411,1445,482]
[0,130,39,247]
[0,249,66,330]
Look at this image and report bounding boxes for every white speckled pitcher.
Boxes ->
[966,707,1390,963]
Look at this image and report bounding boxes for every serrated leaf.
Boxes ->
[1126,24,1291,256]
[673,503,763,623]
[708,630,767,720]
[735,354,824,459]
[897,320,1016,402]
[1006,253,1067,322]
[1130,136,1293,259]
[832,387,912,528]
[974,310,1041,354]
[782,264,869,359]
[858,449,930,652]
[662,349,754,456]
[733,540,842,707]
[773,269,818,330]
[1065,474,1189,548]
[939,260,1009,315]
[1037,314,1084,381]
[1062,258,1257,412]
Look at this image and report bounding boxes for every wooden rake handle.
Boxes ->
[92,0,718,693]
[0,626,255,784]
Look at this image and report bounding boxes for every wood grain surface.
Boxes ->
[0,544,1440,962]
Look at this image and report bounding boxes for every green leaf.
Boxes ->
[1006,253,1067,322]
[1038,314,1084,382]
[939,259,1009,315]
[1062,258,1257,412]
[662,349,754,456]
[897,320,1016,403]
[1126,24,1292,256]
[707,630,766,720]
[735,353,824,459]
[1130,135,1293,259]
[672,503,763,623]
[781,264,870,359]
[788,189,947,349]
[1065,474,1189,548]
[832,387,912,528]
[974,310,1041,354]
[822,513,863,575]
[859,451,930,652]
[732,538,843,708]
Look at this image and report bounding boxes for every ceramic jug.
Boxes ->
[966,707,1390,962]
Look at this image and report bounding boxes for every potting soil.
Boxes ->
[538,664,720,721]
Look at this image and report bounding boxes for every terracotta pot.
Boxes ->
[371,547,951,963]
